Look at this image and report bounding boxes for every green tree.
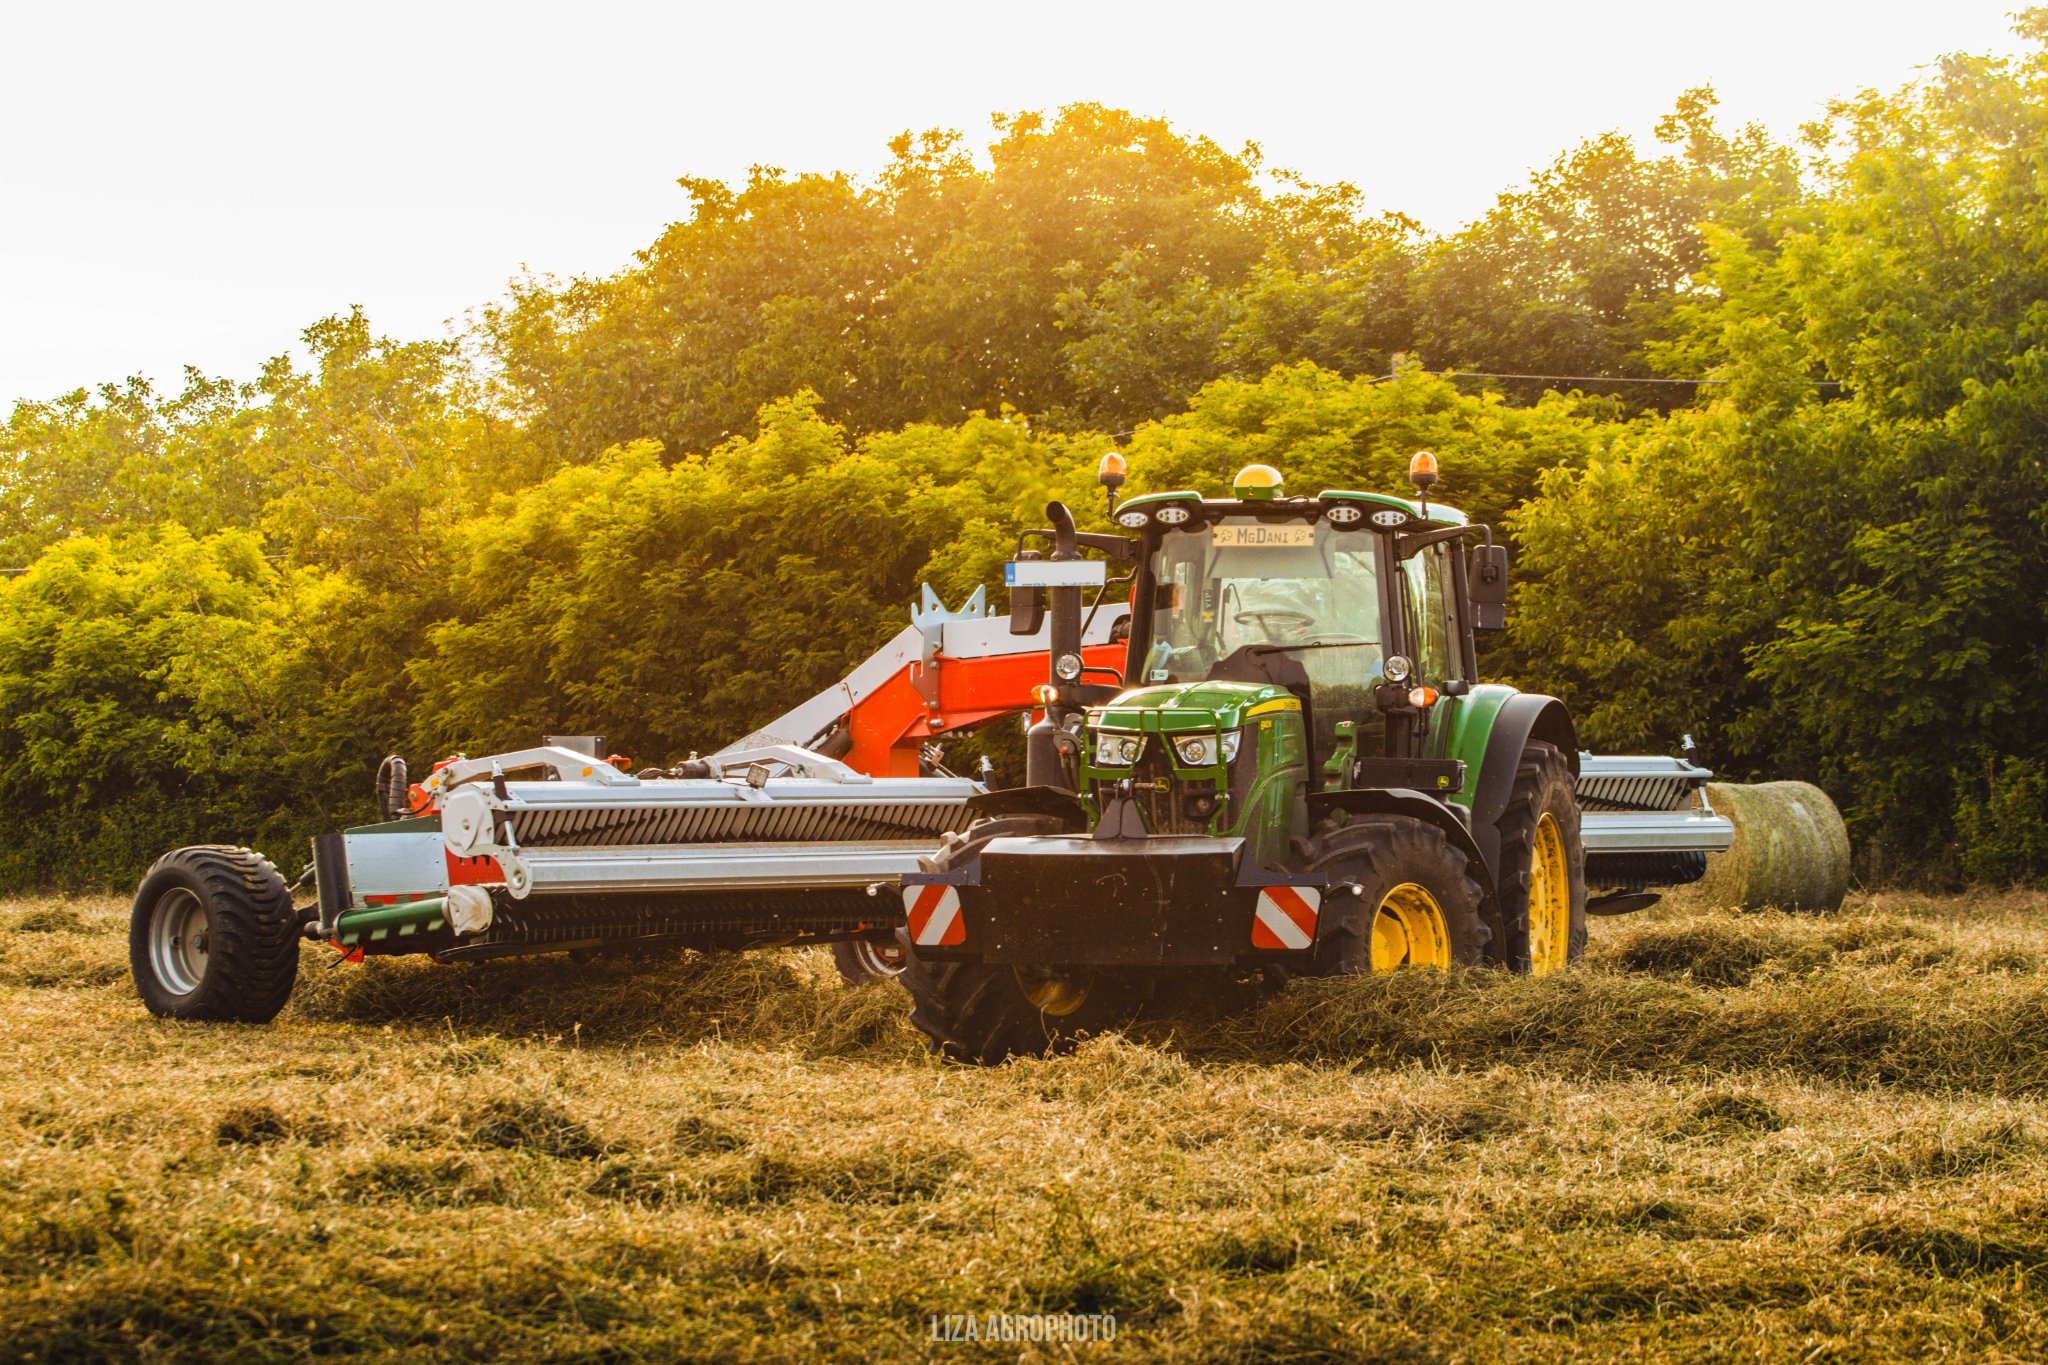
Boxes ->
[486,107,1293,459]
[0,371,257,565]
[0,529,326,884]
[1509,20,2048,861]
[252,308,539,592]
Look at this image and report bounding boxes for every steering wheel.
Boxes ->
[1233,609,1316,641]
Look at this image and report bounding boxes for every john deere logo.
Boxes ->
[1370,509,1409,527]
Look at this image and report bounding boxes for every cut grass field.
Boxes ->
[4,891,2046,1362]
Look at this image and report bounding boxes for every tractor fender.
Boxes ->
[965,786,1090,832]
[1306,787,1497,906]
[1467,693,1578,880]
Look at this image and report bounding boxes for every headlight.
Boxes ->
[1383,654,1413,684]
[1093,731,1144,767]
[1154,504,1192,525]
[1115,509,1150,528]
[1054,652,1083,681]
[1171,731,1242,767]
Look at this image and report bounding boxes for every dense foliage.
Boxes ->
[4,21,2046,887]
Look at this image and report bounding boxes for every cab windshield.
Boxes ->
[1139,518,1384,758]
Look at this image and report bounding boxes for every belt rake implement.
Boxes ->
[127,588,1126,1021]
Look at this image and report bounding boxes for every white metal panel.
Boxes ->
[1580,810,1734,854]
[515,841,932,893]
[1577,754,1712,779]
[341,830,448,902]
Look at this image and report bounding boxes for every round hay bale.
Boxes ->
[1676,781,1850,913]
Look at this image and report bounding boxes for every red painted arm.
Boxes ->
[845,642,1127,777]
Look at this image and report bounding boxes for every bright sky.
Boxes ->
[0,1,2030,408]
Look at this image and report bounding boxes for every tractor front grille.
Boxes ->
[1093,744,1216,836]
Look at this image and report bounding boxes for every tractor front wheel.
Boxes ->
[897,814,1148,1063]
[897,955,1151,1065]
[130,846,301,1022]
[1295,815,1489,976]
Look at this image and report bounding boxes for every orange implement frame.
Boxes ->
[846,641,1126,777]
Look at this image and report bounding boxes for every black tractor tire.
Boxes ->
[898,815,1149,1064]
[832,937,907,983]
[1492,740,1587,974]
[130,846,301,1022]
[1291,815,1489,977]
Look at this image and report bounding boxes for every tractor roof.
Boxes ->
[1117,486,1467,527]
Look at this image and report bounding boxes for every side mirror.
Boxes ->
[1468,545,1508,631]
[1009,551,1046,636]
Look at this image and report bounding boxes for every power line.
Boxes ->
[1402,368,1845,389]
[1435,370,1724,385]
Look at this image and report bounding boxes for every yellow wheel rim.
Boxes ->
[1370,883,1451,972]
[1018,969,1090,1017]
[1528,812,1571,974]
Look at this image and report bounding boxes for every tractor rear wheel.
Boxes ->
[897,815,1148,1064]
[1295,815,1488,976]
[1493,740,1586,974]
[130,846,301,1022]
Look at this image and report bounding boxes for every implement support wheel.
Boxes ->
[130,846,301,1022]
[833,938,907,983]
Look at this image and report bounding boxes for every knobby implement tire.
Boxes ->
[898,815,1148,1065]
[1289,815,1488,978]
[832,938,907,984]
[1493,740,1587,973]
[130,845,300,1022]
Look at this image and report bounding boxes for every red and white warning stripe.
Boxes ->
[902,884,965,947]
[1250,886,1321,950]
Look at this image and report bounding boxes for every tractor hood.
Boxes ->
[1090,680,1299,732]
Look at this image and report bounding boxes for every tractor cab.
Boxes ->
[1111,465,1482,791]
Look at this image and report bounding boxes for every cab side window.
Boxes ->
[1404,543,1458,685]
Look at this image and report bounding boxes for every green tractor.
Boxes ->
[895,454,1593,1062]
